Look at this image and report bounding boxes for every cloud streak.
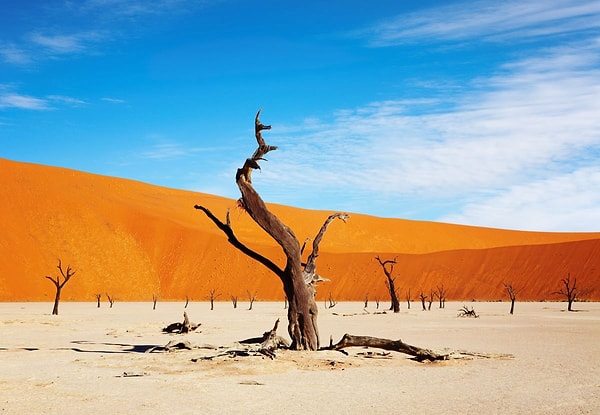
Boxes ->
[254,38,600,231]
[361,0,600,46]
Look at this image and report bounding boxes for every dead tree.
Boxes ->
[231,295,238,309]
[327,292,337,309]
[375,297,380,309]
[152,294,158,310]
[207,289,220,310]
[364,294,369,308]
[458,305,478,318]
[503,283,519,314]
[553,273,582,311]
[44,259,76,315]
[106,293,115,308]
[194,110,348,350]
[375,256,400,313]
[326,334,446,362]
[184,295,189,308]
[163,312,201,334]
[406,289,411,310]
[419,291,427,311]
[428,289,435,310]
[247,290,257,310]
[95,293,101,308]
[437,284,447,309]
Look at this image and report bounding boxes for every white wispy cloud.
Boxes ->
[101,97,126,104]
[0,43,32,65]
[254,39,600,231]
[0,93,50,110]
[441,166,600,231]
[29,31,105,55]
[47,95,88,106]
[362,0,600,46]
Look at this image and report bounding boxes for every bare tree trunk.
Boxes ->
[419,291,427,311]
[326,334,446,362]
[376,256,400,313]
[95,294,101,308]
[553,274,583,312]
[247,290,257,310]
[44,260,75,316]
[195,110,347,351]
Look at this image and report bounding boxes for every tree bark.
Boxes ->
[195,110,347,351]
[375,256,400,313]
[326,334,447,362]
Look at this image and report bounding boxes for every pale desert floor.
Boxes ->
[1,301,599,414]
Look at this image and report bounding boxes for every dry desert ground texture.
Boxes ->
[1,301,599,414]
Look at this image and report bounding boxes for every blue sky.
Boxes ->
[1,0,599,232]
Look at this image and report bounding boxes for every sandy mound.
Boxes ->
[1,157,599,301]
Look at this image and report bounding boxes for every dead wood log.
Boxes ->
[457,305,478,318]
[239,318,290,359]
[163,312,201,334]
[325,334,447,362]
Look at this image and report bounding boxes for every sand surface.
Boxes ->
[1,301,599,414]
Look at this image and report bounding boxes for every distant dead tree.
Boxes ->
[364,294,369,308]
[231,295,238,309]
[207,289,220,311]
[503,283,520,314]
[44,259,76,315]
[437,285,447,309]
[458,305,478,318]
[152,294,158,310]
[406,289,411,310]
[184,295,190,308]
[106,293,115,308]
[247,290,257,311]
[419,291,427,311]
[327,292,337,309]
[94,293,102,308]
[375,297,380,309]
[553,273,583,312]
[428,289,435,310]
[375,256,400,313]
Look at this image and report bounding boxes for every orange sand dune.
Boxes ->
[1,157,598,302]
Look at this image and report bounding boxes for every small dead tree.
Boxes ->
[553,273,582,312]
[94,293,102,308]
[437,284,447,309]
[247,290,257,310]
[406,289,411,310]
[327,292,337,309]
[458,305,478,318]
[375,297,380,309]
[231,295,238,309]
[44,259,76,315]
[207,289,220,310]
[152,294,158,310]
[428,289,435,311]
[364,294,369,308]
[503,283,519,314]
[375,256,400,313]
[184,295,190,308]
[419,291,427,311]
[163,312,201,334]
[106,293,115,308]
